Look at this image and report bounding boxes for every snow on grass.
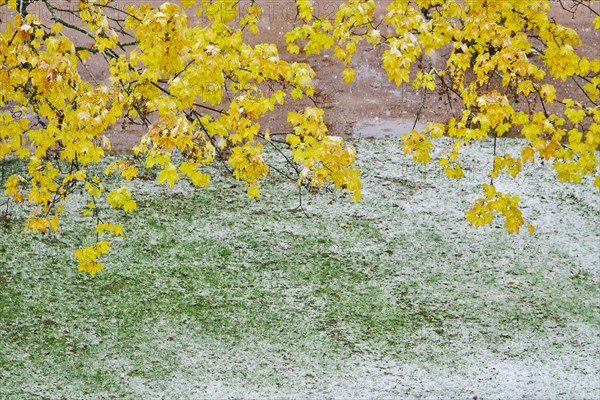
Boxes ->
[0,136,598,399]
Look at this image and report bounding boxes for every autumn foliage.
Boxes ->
[1,0,599,274]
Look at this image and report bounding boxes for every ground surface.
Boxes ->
[1,2,599,398]
[1,137,599,399]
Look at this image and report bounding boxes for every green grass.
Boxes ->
[0,138,598,398]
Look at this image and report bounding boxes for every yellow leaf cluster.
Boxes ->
[466,185,527,234]
[284,0,600,226]
[96,223,124,237]
[74,241,111,276]
[287,108,361,201]
[107,186,136,212]
[23,213,60,235]
[401,130,433,165]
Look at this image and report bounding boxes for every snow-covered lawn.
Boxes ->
[1,136,598,399]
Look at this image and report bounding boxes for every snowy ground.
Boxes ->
[0,135,598,399]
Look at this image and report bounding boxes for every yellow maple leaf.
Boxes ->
[123,199,137,213]
[24,218,49,234]
[122,166,138,181]
[482,184,496,199]
[521,147,535,164]
[247,182,260,198]
[342,68,355,84]
[157,164,179,187]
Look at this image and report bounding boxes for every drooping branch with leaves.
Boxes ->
[286,0,599,233]
[1,0,598,274]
